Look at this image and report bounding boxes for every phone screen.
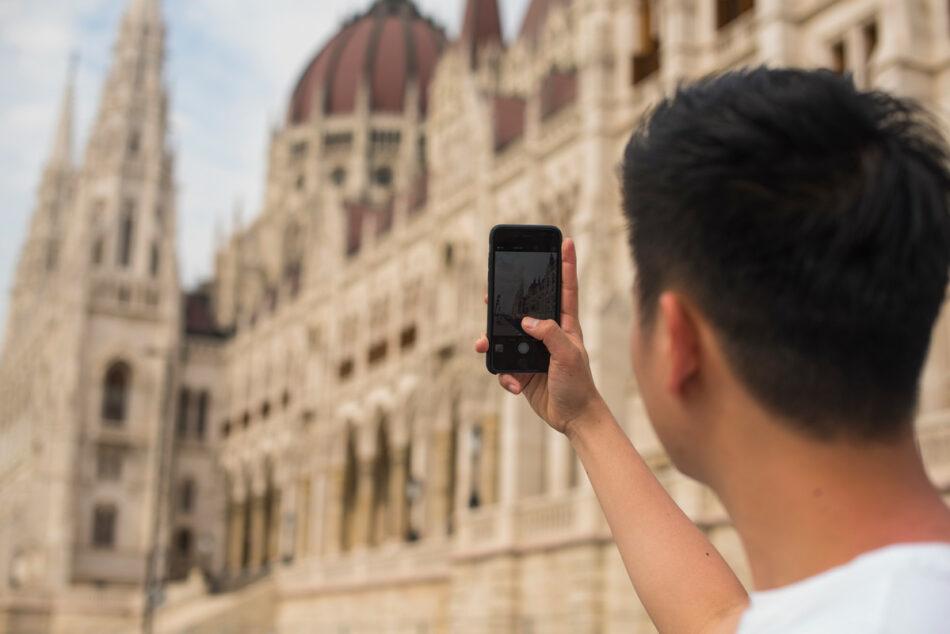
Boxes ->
[492,251,559,335]
[488,225,561,374]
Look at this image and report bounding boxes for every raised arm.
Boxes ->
[475,238,748,634]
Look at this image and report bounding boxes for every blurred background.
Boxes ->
[1,0,949,633]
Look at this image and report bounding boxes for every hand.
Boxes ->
[475,238,604,437]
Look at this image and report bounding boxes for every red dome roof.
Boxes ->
[288,0,447,124]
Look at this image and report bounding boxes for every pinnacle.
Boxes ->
[48,56,76,168]
[125,0,162,25]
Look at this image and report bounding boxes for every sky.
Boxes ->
[0,0,531,340]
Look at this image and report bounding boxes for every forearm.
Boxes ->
[568,398,749,634]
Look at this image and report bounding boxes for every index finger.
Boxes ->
[561,238,581,337]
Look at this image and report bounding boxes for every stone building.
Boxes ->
[2,0,950,633]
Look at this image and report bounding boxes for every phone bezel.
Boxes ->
[486,224,563,375]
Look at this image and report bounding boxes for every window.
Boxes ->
[400,324,417,351]
[331,167,346,185]
[443,243,454,268]
[175,528,192,558]
[180,479,195,512]
[296,174,305,191]
[290,141,308,158]
[222,420,231,438]
[368,341,388,365]
[374,166,392,186]
[102,362,131,424]
[93,505,117,548]
[128,131,140,156]
[324,132,353,148]
[338,358,355,380]
[149,242,160,277]
[716,0,754,29]
[97,445,122,481]
[195,391,209,440]
[117,201,135,268]
[261,401,271,419]
[176,388,190,437]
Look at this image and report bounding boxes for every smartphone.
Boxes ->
[486,224,562,374]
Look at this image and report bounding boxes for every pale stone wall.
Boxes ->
[5,0,950,633]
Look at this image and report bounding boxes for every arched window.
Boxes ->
[446,398,460,535]
[371,417,391,545]
[117,201,135,268]
[149,241,160,277]
[102,362,132,424]
[195,391,209,440]
[341,426,358,551]
[282,220,303,294]
[175,528,193,559]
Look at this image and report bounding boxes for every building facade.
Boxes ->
[2,0,950,633]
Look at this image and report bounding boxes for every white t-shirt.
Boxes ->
[737,543,950,633]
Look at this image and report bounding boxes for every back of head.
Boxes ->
[622,67,950,441]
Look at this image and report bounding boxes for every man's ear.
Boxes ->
[658,292,701,396]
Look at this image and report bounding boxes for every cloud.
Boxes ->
[0,0,532,340]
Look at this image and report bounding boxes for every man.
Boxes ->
[475,68,950,633]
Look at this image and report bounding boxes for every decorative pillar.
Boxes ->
[248,495,266,570]
[425,428,451,536]
[353,457,375,548]
[296,477,311,558]
[478,413,499,506]
[389,445,409,542]
[226,500,245,573]
[323,464,344,556]
[267,489,282,564]
[499,396,520,506]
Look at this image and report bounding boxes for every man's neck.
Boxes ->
[711,419,950,591]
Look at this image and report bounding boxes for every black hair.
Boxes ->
[621,67,950,441]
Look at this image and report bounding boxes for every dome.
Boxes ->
[288,0,448,124]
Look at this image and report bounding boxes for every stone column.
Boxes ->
[296,477,311,558]
[425,428,451,536]
[323,464,344,556]
[352,458,375,548]
[388,445,409,543]
[248,495,266,570]
[498,396,520,506]
[267,489,282,564]
[226,500,245,573]
[456,418,473,518]
[478,414,499,506]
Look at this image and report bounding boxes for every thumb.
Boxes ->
[522,317,577,362]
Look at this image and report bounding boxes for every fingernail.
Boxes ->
[505,381,518,394]
[524,318,539,330]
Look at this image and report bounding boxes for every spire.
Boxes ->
[460,0,502,67]
[124,0,162,27]
[48,54,77,169]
